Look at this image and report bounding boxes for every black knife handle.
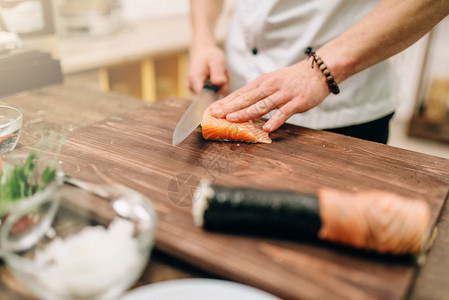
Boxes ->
[203,79,221,93]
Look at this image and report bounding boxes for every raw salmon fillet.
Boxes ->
[201,109,272,144]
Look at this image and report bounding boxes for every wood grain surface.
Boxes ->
[58,96,449,300]
[2,84,449,299]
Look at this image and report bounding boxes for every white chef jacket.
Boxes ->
[225,0,398,129]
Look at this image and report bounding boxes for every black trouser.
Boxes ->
[324,113,394,144]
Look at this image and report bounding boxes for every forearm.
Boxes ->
[319,0,449,84]
[188,0,229,93]
[190,0,224,46]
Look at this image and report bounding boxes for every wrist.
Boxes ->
[191,23,218,48]
[315,42,355,85]
[191,35,217,49]
[305,47,340,95]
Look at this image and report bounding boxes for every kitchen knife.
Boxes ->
[172,82,220,146]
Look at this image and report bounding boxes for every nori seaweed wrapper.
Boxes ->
[202,184,321,240]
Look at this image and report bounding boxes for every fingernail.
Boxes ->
[211,108,223,117]
[264,123,272,132]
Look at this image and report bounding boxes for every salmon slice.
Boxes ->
[201,109,272,144]
[318,188,431,254]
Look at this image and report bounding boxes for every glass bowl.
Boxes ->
[0,152,64,229]
[0,106,23,154]
[0,182,157,300]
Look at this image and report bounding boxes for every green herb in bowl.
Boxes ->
[0,151,62,217]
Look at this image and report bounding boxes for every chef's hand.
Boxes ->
[188,43,230,95]
[208,59,331,132]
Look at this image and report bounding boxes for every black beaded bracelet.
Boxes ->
[305,47,340,94]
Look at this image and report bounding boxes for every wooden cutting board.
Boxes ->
[60,97,449,300]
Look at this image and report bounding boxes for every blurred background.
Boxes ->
[0,0,448,158]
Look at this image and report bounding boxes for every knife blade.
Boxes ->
[172,82,220,146]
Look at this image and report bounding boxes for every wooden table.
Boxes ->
[1,83,449,299]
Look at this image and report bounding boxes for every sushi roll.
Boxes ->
[193,181,432,255]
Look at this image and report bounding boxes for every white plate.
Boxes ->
[120,279,280,300]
